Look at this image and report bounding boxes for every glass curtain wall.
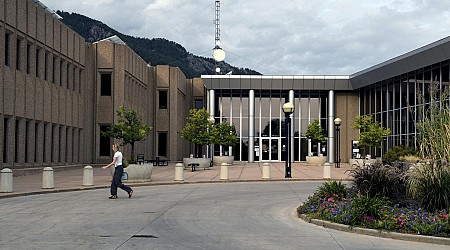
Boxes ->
[359,60,450,156]
[214,89,328,162]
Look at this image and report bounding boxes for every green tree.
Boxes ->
[305,119,326,155]
[181,108,214,158]
[102,106,152,161]
[352,115,390,149]
[211,121,238,156]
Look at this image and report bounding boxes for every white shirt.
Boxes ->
[114,151,123,168]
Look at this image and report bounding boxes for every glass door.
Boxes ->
[271,139,279,161]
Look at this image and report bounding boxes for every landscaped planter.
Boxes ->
[213,155,234,166]
[110,164,153,182]
[183,158,211,170]
[306,156,327,166]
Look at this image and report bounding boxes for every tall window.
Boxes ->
[159,90,168,109]
[158,132,168,157]
[67,64,70,89]
[99,126,111,156]
[16,39,20,70]
[79,69,83,93]
[52,56,56,83]
[35,122,39,162]
[51,125,55,162]
[44,52,48,80]
[65,127,69,162]
[3,118,8,163]
[25,121,29,163]
[58,126,62,162]
[43,123,47,162]
[15,119,20,163]
[5,33,10,66]
[35,48,40,77]
[100,73,112,96]
[60,60,63,86]
[26,44,31,74]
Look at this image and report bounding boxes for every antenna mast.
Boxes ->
[213,0,225,71]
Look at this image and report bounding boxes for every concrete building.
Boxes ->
[0,0,204,174]
[1,0,450,173]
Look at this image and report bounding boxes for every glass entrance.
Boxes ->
[260,138,279,161]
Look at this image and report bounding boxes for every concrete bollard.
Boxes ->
[0,168,13,193]
[175,163,184,181]
[220,163,229,180]
[42,167,54,189]
[83,166,94,186]
[262,163,270,179]
[323,162,331,179]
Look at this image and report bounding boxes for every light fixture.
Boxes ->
[213,48,226,62]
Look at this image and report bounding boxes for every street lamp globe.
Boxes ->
[334,117,342,126]
[282,102,295,114]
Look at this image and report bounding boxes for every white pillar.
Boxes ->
[289,90,295,162]
[42,167,54,189]
[0,168,13,193]
[220,163,229,180]
[323,162,331,179]
[175,163,184,181]
[248,89,255,162]
[82,166,94,186]
[328,90,336,163]
[262,163,270,179]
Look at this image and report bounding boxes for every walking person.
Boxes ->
[102,144,133,199]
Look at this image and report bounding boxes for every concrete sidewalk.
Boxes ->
[0,162,353,198]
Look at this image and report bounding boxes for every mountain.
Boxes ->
[56,11,261,79]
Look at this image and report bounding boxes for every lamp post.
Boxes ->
[208,117,215,166]
[282,102,295,178]
[334,118,342,168]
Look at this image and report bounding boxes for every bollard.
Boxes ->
[0,168,13,193]
[262,163,270,179]
[83,166,94,186]
[323,162,331,179]
[175,163,184,181]
[220,163,229,180]
[42,167,54,189]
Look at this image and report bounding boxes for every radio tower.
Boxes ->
[213,0,225,73]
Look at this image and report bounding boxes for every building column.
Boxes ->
[328,90,336,163]
[289,90,295,162]
[208,89,215,158]
[248,90,255,162]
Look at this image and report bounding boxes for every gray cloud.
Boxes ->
[42,0,450,75]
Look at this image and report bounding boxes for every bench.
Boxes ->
[188,163,199,172]
[137,154,145,165]
[152,156,169,166]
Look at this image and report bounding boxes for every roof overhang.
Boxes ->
[201,75,352,90]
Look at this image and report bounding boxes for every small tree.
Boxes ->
[305,119,326,156]
[352,115,390,154]
[211,121,238,156]
[102,106,152,161]
[181,108,213,158]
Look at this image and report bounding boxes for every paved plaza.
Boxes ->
[1,163,450,249]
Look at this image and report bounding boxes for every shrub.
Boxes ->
[316,181,348,199]
[383,145,417,163]
[347,162,408,201]
[407,162,450,212]
[349,194,391,225]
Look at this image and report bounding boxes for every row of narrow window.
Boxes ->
[2,117,82,165]
[5,33,83,93]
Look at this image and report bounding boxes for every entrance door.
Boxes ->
[261,139,270,161]
[271,139,279,161]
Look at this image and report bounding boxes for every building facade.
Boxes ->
[2,0,450,173]
[0,0,203,173]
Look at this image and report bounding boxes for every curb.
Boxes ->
[297,212,450,246]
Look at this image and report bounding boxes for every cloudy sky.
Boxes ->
[41,0,450,76]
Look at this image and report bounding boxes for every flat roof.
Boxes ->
[201,75,352,90]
